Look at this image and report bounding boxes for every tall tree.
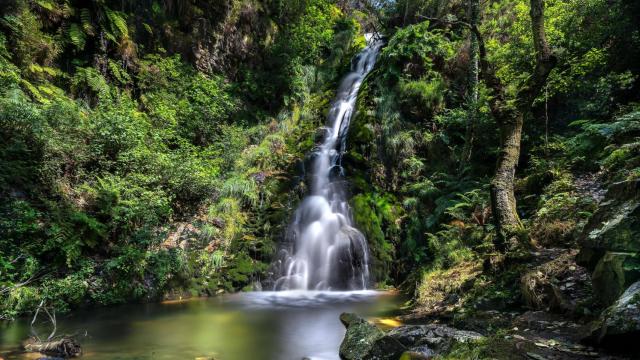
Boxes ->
[461,0,480,166]
[481,0,557,250]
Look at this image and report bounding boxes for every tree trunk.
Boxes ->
[461,0,480,166]
[491,113,524,239]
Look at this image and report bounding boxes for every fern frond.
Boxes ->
[68,23,86,50]
[80,8,95,35]
[105,8,128,39]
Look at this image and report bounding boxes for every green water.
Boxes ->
[0,291,399,360]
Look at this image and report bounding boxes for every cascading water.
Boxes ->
[273,35,383,291]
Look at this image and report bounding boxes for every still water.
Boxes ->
[0,291,399,360]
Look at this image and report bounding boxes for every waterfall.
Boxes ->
[273,35,383,291]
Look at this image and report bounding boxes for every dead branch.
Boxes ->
[23,337,82,358]
[25,300,82,358]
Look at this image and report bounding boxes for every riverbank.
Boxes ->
[340,245,639,359]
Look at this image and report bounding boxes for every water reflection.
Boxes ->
[0,291,398,360]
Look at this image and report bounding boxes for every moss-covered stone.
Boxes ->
[577,180,640,305]
[590,281,640,352]
[339,312,407,360]
[591,251,640,306]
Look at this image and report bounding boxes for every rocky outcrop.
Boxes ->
[576,180,640,306]
[589,280,640,350]
[339,313,483,360]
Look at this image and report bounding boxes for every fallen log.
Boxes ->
[23,336,82,358]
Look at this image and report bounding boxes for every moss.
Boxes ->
[416,261,482,311]
[351,192,403,285]
[436,334,535,359]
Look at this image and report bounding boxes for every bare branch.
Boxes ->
[30,300,45,342]
[44,307,57,341]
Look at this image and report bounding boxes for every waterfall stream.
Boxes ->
[273,35,383,291]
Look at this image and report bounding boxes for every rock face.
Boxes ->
[339,313,406,360]
[339,313,483,360]
[576,180,640,306]
[590,280,640,350]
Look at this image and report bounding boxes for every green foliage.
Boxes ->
[380,21,455,82]
[0,0,366,317]
[398,75,446,120]
[567,106,640,179]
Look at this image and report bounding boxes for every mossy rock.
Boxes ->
[591,251,640,306]
[339,312,406,360]
[589,281,640,354]
[577,180,640,305]
[578,180,640,257]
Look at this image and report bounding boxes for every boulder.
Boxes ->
[339,313,482,360]
[576,180,640,305]
[387,324,483,354]
[339,313,406,360]
[591,252,640,306]
[590,280,640,351]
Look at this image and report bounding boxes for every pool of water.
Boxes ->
[0,291,399,360]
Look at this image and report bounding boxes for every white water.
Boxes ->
[273,35,383,291]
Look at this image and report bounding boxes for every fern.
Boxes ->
[19,79,48,104]
[220,177,259,207]
[71,67,109,99]
[107,60,131,85]
[105,8,128,39]
[68,23,86,50]
[143,23,153,35]
[35,0,55,11]
[211,251,225,269]
[80,8,95,35]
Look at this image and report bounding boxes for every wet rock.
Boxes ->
[339,313,406,360]
[339,314,483,359]
[387,324,483,354]
[576,180,640,305]
[590,280,640,350]
[314,127,331,143]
